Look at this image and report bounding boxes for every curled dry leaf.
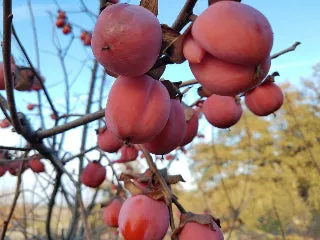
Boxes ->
[14,67,34,91]
[147,64,166,80]
[161,79,183,99]
[140,0,158,16]
[263,71,280,84]
[161,24,191,63]
[119,168,184,201]
[172,212,222,237]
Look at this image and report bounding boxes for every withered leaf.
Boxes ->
[172,212,222,237]
[140,0,158,16]
[161,24,187,63]
[14,67,34,91]
[161,80,183,99]
[147,64,166,80]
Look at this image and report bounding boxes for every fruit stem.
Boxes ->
[137,144,172,205]
[100,151,124,190]
[172,197,187,214]
[102,45,110,51]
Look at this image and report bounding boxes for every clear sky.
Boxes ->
[0,0,319,197]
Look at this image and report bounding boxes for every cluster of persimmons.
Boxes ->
[0,1,285,239]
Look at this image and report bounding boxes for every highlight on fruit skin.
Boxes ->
[192,1,273,66]
[105,74,171,144]
[245,80,284,116]
[118,195,170,240]
[91,3,162,76]
[202,95,243,129]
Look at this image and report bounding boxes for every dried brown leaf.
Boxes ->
[14,68,34,91]
[140,0,158,16]
[172,212,222,237]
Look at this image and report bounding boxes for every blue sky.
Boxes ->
[0,0,319,196]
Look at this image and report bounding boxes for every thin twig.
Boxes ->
[63,146,97,163]
[78,193,92,240]
[2,1,23,134]
[45,169,62,240]
[179,79,198,88]
[271,42,301,59]
[37,109,105,139]
[272,199,286,240]
[0,163,23,240]
[172,0,198,32]
[137,144,172,204]
[0,146,30,151]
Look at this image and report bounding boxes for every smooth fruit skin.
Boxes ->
[28,158,45,173]
[118,195,170,240]
[180,109,199,146]
[192,1,273,66]
[203,95,242,129]
[102,198,123,227]
[119,145,138,161]
[8,161,28,176]
[27,104,35,111]
[183,34,206,64]
[0,119,11,128]
[83,35,92,46]
[245,81,284,116]
[113,145,139,163]
[62,24,71,34]
[98,127,123,153]
[56,18,65,28]
[91,4,162,76]
[105,75,170,144]
[179,221,224,240]
[190,54,271,96]
[80,162,106,188]
[143,99,186,155]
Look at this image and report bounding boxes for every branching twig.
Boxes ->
[11,26,58,117]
